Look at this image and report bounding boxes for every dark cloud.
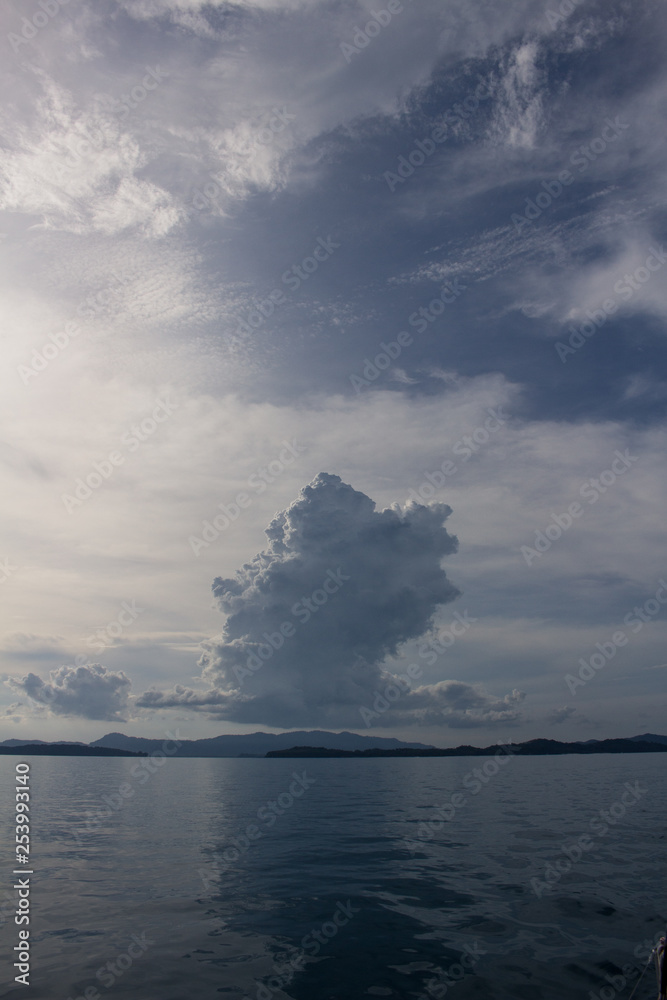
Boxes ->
[138,473,524,729]
[6,663,131,721]
[395,681,526,728]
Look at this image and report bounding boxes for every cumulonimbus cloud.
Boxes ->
[137,473,524,728]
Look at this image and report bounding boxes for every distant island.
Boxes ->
[265,737,667,758]
[0,729,432,757]
[1,732,665,758]
[0,744,147,757]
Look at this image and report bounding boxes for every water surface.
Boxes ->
[0,753,664,999]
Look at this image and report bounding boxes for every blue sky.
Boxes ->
[1,0,666,744]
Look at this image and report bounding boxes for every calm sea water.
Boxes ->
[0,753,665,1000]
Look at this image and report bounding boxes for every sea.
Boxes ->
[0,752,665,1000]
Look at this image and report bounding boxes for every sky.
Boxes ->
[1,0,666,746]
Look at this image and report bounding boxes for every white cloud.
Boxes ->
[489,40,545,149]
[0,76,182,236]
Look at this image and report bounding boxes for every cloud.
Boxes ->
[390,682,526,728]
[138,472,483,727]
[1,702,28,722]
[489,39,545,149]
[3,0,666,744]
[6,663,131,721]
[0,76,182,237]
[546,704,578,725]
[0,633,68,658]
